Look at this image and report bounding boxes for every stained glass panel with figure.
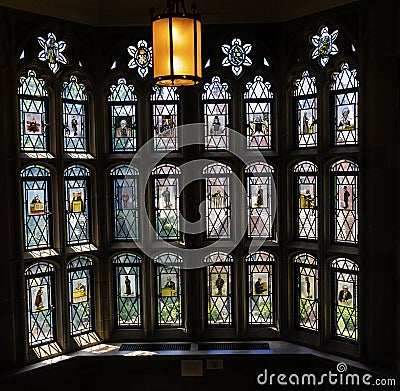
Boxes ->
[18,70,49,152]
[108,78,137,152]
[246,251,274,325]
[113,253,142,328]
[21,165,52,250]
[111,164,139,240]
[151,86,179,151]
[205,252,233,326]
[294,161,318,240]
[203,76,231,150]
[62,75,88,152]
[25,262,55,346]
[293,70,318,148]
[244,75,273,149]
[155,253,183,327]
[64,165,90,245]
[294,253,318,332]
[331,159,358,244]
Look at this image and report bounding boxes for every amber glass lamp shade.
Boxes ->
[152,1,202,87]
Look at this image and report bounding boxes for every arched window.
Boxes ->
[331,258,359,342]
[18,69,49,153]
[21,165,52,250]
[112,253,142,328]
[202,76,231,150]
[152,164,181,240]
[64,164,91,245]
[110,164,139,241]
[294,253,318,332]
[203,162,232,239]
[108,78,137,152]
[293,161,318,240]
[67,256,93,336]
[330,159,358,244]
[330,62,359,146]
[62,75,88,153]
[293,70,318,148]
[154,252,183,327]
[205,252,233,326]
[151,86,179,151]
[25,262,56,347]
[244,75,273,149]
[246,251,275,325]
[245,162,275,239]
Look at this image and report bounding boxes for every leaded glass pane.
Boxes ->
[294,161,318,240]
[113,253,142,328]
[64,165,90,245]
[244,75,273,149]
[155,253,183,327]
[221,38,252,76]
[25,262,55,346]
[37,32,68,73]
[246,162,275,239]
[62,75,88,152]
[127,40,152,78]
[331,258,358,342]
[21,165,52,250]
[108,78,137,152]
[310,25,338,67]
[331,63,359,145]
[293,71,318,148]
[153,164,180,240]
[203,163,231,239]
[294,253,318,332]
[67,256,93,336]
[203,76,231,150]
[205,252,233,326]
[110,164,139,240]
[246,251,274,325]
[151,86,178,151]
[331,159,358,244]
[18,70,49,152]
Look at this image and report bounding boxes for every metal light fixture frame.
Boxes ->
[151,0,202,87]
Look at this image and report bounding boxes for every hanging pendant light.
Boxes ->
[151,0,202,87]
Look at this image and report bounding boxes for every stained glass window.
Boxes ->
[293,70,318,148]
[127,40,152,78]
[64,165,91,245]
[310,25,338,67]
[203,163,231,239]
[152,164,180,240]
[113,253,142,328]
[330,63,359,145]
[67,256,93,336]
[244,75,273,149]
[110,164,139,241]
[294,161,318,240]
[245,162,275,239]
[25,262,55,346]
[151,86,179,151]
[155,253,183,327]
[21,165,52,250]
[331,159,358,244]
[202,76,231,150]
[221,38,252,76]
[62,75,88,153]
[331,258,358,342]
[108,78,137,152]
[246,251,274,325]
[294,253,318,332]
[205,252,233,326]
[37,32,68,74]
[18,70,49,152]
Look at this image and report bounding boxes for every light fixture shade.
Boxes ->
[152,1,202,87]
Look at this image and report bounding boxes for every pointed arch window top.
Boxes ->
[310,25,338,67]
[293,70,317,96]
[203,162,232,175]
[330,63,359,90]
[294,253,317,265]
[244,75,273,99]
[331,257,359,271]
[38,32,68,74]
[293,160,317,173]
[203,76,230,100]
[222,38,252,76]
[62,75,87,100]
[18,70,47,97]
[330,159,359,172]
[108,78,137,102]
[127,40,153,78]
[67,255,92,269]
